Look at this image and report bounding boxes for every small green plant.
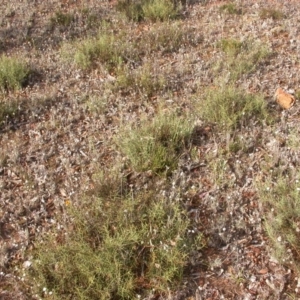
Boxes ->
[196,86,269,130]
[27,172,201,299]
[218,38,243,57]
[116,112,192,174]
[68,21,195,72]
[259,8,285,20]
[83,94,107,115]
[0,55,30,91]
[73,30,138,71]
[136,65,165,97]
[143,0,180,21]
[0,99,18,125]
[228,136,244,153]
[208,156,234,188]
[256,169,300,272]
[216,39,271,81]
[117,0,180,22]
[144,21,186,54]
[70,23,140,72]
[287,128,300,150]
[50,11,74,27]
[74,34,121,70]
[295,89,300,101]
[230,42,270,81]
[219,3,242,15]
[116,0,145,22]
[114,64,166,98]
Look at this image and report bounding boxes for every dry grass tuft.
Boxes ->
[259,8,285,20]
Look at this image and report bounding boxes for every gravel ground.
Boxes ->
[1,0,300,299]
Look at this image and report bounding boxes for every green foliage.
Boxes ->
[144,21,187,54]
[216,39,271,82]
[74,34,119,70]
[228,136,245,153]
[116,0,144,22]
[0,100,18,125]
[196,86,269,130]
[73,32,137,71]
[117,0,180,22]
[0,55,30,91]
[83,94,107,115]
[219,3,242,15]
[143,0,180,21]
[295,89,300,101]
[116,112,192,174]
[208,156,234,188]
[287,129,300,150]
[66,20,197,73]
[218,38,243,57]
[230,44,270,81]
[114,64,166,98]
[257,169,300,271]
[28,174,200,299]
[259,8,285,20]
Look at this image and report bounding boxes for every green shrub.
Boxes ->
[256,169,300,272]
[143,21,187,54]
[114,64,166,98]
[0,100,18,125]
[286,128,300,150]
[74,34,121,70]
[116,112,192,174]
[216,39,271,82]
[0,55,29,91]
[73,31,138,71]
[116,0,145,22]
[27,178,201,299]
[143,0,179,21]
[196,86,269,130]
[83,93,107,115]
[218,38,243,57]
[70,20,196,72]
[230,43,270,81]
[117,0,180,22]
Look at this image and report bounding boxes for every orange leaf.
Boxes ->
[258,268,268,274]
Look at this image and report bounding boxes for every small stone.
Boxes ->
[23,261,32,268]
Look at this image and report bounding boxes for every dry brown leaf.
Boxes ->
[274,88,295,109]
[258,268,268,274]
